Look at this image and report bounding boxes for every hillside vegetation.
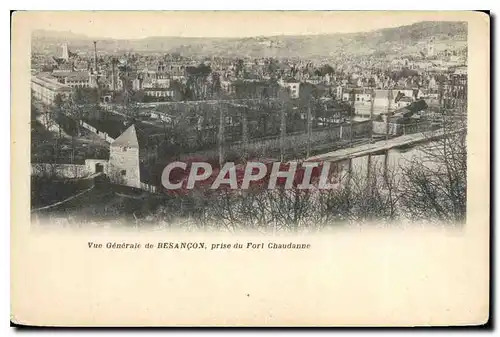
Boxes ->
[32,21,467,59]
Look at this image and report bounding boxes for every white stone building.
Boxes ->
[108,125,141,189]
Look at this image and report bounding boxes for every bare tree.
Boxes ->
[398,121,467,223]
[147,118,466,231]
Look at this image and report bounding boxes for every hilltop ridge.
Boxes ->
[32,21,467,59]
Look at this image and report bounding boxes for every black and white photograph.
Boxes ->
[29,12,468,231]
[11,10,490,327]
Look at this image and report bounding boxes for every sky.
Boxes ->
[23,11,466,39]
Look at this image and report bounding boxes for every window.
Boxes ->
[121,170,126,176]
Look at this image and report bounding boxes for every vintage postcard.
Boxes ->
[11,11,490,326]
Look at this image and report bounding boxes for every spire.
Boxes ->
[93,41,98,74]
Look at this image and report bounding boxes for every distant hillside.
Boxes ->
[32,21,467,59]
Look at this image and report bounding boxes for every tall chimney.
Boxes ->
[93,41,98,74]
[111,58,116,91]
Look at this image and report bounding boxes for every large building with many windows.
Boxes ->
[31,74,72,105]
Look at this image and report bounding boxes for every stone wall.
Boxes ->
[79,120,116,143]
[84,159,109,175]
[31,163,90,179]
[372,121,432,136]
[372,121,404,136]
[180,120,373,161]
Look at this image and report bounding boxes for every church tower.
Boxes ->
[61,43,69,61]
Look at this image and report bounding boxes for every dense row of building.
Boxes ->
[31,40,467,112]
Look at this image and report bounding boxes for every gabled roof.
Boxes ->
[31,75,72,92]
[111,124,139,148]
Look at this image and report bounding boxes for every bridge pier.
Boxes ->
[343,158,352,186]
[366,153,372,181]
[383,149,389,183]
[346,158,353,190]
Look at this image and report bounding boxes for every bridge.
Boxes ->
[306,127,466,163]
[305,127,466,179]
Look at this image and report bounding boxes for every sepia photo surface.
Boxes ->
[11,11,490,326]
